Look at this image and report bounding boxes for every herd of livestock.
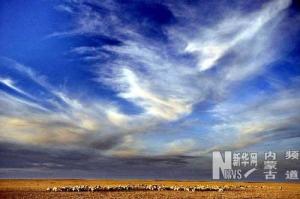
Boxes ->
[46,184,248,192]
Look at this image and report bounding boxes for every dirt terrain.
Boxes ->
[0,179,299,199]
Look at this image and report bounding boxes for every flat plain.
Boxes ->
[0,179,299,199]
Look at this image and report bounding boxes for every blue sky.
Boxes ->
[0,0,299,179]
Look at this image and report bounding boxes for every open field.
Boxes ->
[0,179,299,199]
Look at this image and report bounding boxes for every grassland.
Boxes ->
[0,179,299,198]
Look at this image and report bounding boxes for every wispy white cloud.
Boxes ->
[0,77,30,97]
[183,0,291,71]
[109,67,192,120]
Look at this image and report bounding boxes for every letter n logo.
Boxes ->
[212,151,232,179]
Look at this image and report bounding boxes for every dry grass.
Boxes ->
[0,179,299,198]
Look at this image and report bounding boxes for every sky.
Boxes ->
[0,0,299,180]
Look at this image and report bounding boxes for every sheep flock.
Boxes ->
[46,184,250,192]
